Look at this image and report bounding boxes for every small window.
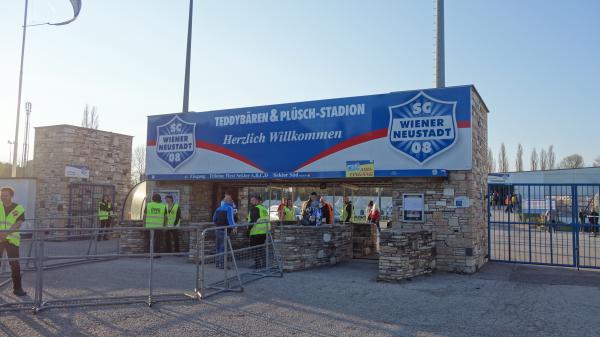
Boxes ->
[403,193,424,222]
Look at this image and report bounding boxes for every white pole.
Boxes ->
[182,0,194,113]
[12,0,29,177]
[435,0,445,88]
[8,141,14,167]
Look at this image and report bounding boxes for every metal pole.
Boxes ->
[435,0,445,88]
[182,0,194,113]
[148,229,154,307]
[21,102,32,169]
[265,227,270,272]
[199,229,205,298]
[194,227,201,296]
[8,141,14,166]
[332,184,336,224]
[223,228,229,289]
[34,230,45,313]
[12,0,29,177]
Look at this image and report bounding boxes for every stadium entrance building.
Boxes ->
[144,85,489,275]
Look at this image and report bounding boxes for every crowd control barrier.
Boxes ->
[193,223,283,299]
[0,221,283,314]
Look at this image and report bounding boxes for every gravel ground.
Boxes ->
[0,254,599,337]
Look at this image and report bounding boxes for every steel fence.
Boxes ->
[488,183,600,269]
[0,221,283,314]
[194,224,283,300]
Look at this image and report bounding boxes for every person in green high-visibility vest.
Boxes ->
[247,195,269,270]
[282,199,296,223]
[144,194,167,256]
[97,194,113,241]
[164,195,181,253]
[0,187,27,296]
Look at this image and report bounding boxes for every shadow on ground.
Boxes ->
[0,260,599,337]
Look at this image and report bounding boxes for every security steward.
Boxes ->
[144,194,167,256]
[0,187,27,296]
[247,196,270,270]
[97,194,113,241]
[164,195,181,253]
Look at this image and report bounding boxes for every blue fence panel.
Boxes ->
[488,183,600,269]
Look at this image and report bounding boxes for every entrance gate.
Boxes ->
[488,184,600,268]
[68,183,116,230]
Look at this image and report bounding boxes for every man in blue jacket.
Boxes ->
[212,194,237,269]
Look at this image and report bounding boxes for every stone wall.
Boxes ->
[33,125,132,222]
[186,223,352,272]
[119,220,146,254]
[272,224,352,272]
[378,230,435,282]
[187,223,252,262]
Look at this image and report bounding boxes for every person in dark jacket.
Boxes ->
[342,196,353,223]
[320,196,333,225]
[164,195,181,253]
[590,208,599,236]
[212,194,237,268]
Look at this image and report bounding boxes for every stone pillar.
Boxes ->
[390,87,488,274]
[378,230,435,282]
[119,220,146,254]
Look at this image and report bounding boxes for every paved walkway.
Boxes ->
[1,259,599,337]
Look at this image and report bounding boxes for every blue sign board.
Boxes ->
[146,85,474,180]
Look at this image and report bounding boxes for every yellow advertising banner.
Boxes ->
[346,160,375,178]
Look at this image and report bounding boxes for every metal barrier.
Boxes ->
[22,215,119,272]
[1,215,118,290]
[193,223,283,299]
[0,222,283,314]
[488,183,600,269]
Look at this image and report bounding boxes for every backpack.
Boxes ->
[214,209,228,227]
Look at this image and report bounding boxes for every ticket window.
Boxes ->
[268,186,294,222]
[246,186,296,223]
[338,185,358,223]
[337,186,392,226]
[247,186,270,215]
[378,188,393,228]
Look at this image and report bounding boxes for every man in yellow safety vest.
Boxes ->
[97,194,113,241]
[164,195,181,253]
[0,187,27,296]
[144,194,167,255]
[247,195,269,270]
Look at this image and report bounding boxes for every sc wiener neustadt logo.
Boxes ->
[388,91,458,165]
[156,115,196,170]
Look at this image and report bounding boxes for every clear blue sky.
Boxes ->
[1,0,599,169]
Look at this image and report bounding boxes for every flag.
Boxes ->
[50,0,82,26]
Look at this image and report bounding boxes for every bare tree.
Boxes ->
[82,104,99,129]
[559,154,585,169]
[487,147,496,173]
[594,156,600,167]
[131,145,146,185]
[547,145,556,169]
[515,144,523,172]
[498,143,509,172]
[540,149,548,170]
[530,148,539,171]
